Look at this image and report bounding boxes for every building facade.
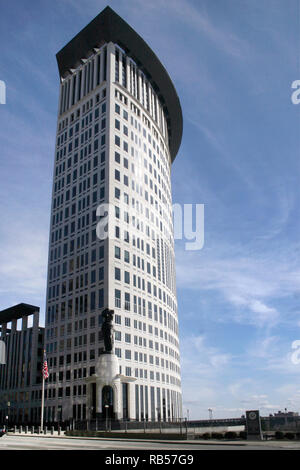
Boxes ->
[45,6,183,423]
[0,304,44,425]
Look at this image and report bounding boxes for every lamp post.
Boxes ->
[6,402,10,432]
[156,407,162,433]
[88,406,94,431]
[105,405,109,432]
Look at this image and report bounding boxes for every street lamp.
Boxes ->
[89,406,94,431]
[105,405,109,432]
[6,402,10,432]
[156,407,162,433]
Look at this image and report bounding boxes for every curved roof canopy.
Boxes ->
[56,6,183,161]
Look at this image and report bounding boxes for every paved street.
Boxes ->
[0,434,299,450]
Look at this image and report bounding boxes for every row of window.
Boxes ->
[114,50,170,151]
[57,102,106,146]
[55,150,105,187]
[113,130,171,209]
[114,93,171,192]
[114,107,172,205]
[59,47,107,116]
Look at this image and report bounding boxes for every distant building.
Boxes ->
[0,304,44,424]
[273,410,299,417]
[262,410,300,431]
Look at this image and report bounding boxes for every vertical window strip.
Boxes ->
[60,83,64,115]
[66,79,71,111]
[84,64,88,97]
[133,65,137,99]
[96,54,101,86]
[154,94,158,123]
[103,47,107,81]
[63,82,68,113]
[77,70,82,102]
[137,70,140,102]
[115,48,119,83]
[72,75,76,106]
[91,58,94,91]
[122,54,126,88]
[141,74,144,107]
[87,62,91,95]
[61,83,65,114]
[149,86,152,117]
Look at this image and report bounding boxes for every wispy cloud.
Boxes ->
[126,0,250,58]
[180,333,234,417]
[0,0,298,420]
[176,241,300,329]
[0,217,49,324]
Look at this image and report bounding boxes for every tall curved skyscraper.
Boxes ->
[45,6,183,423]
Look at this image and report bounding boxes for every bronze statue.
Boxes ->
[101,308,114,353]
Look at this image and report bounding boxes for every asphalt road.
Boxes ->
[0,434,298,450]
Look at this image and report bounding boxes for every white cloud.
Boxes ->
[175,242,300,329]
[0,226,48,299]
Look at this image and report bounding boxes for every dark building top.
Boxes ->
[0,303,40,324]
[56,6,182,161]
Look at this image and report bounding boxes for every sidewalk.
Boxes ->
[5,431,300,448]
[5,430,244,445]
[7,430,64,437]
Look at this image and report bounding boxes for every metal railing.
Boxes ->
[73,418,190,436]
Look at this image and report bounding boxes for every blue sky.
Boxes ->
[0,0,299,419]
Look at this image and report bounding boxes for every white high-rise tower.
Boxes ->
[45,6,183,424]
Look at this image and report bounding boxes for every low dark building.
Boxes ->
[0,303,44,425]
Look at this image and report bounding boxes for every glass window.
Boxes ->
[115,267,121,281]
[115,246,121,259]
[115,330,121,341]
[115,289,121,304]
[98,289,104,308]
[125,350,131,360]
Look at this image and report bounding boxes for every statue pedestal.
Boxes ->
[96,353,121,419]
[86,353,136,421]
[96,353,119,385]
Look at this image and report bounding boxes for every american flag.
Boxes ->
[42,350,49,380]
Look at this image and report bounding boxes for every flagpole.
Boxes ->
[41,348,47,431]
[41,373,45,430]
